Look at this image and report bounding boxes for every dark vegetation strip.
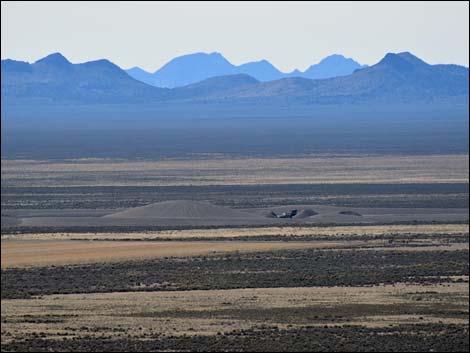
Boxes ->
[2,183,468,209]
[127,303,468,323]
[67,232,470,243]
[3,183,468,196]
[2,249,468,299]
[2,221,469,235]
[1,324,468,352]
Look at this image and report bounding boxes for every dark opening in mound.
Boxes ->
[339,210,362,217]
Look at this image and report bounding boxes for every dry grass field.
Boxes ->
[2,283,468,343]
[0,240,359,268]
[2,224,469,351]
[3,223,468,269]
[3,223,466,241]
[3,238,468,268]
[2,154,468,187]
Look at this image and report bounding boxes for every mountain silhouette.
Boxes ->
[1,53,168,103]
[126,52,366,87]
[130,52,237,88]
[171,52,468,104]
[1,51,468,105]
[237,60,284,82]
[301,54,367,79]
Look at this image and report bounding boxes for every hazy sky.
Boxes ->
[1,1,469,72]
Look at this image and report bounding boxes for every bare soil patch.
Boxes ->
[1,240,345,268]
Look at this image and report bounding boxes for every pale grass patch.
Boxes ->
[3,224,468,241]
[2,154,468,187]
[2,283,468,342]
[2,240,362,268]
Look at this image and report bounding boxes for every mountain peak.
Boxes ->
[34,52,71,66]
[288,69,302,76]
[82,58,115,67]
[160,52,233,68]
[320,54,346,61]
[397,51,429,65]
[318,54,361,66]
[236,59,282,82]
[172,51,227,61]
[79,59,125,76]
[151,52,236,88]
[127,66,147,72]
[303,54,364,79]
[377,52,429,69]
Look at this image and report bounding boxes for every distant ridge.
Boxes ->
[301,54,367,79]
[1,53,168,103]
[1,51,468,105]
[126,52,366,87]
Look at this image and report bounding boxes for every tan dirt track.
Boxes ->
[1,240,357,268]
[2,224,468,241]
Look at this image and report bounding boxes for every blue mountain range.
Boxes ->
[126,52,367,87]
[1,51,468,106]
[1,53,169,103]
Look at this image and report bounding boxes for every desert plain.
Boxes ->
[1,154,469,351]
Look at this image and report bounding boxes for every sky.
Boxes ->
[1,1,469,72]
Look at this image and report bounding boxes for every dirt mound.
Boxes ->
[338,210,362,217]
[294,209,318,219]
[105,200,257,219]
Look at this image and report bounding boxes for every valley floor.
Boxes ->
[1,225,469,351]
[1,153,469,351]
